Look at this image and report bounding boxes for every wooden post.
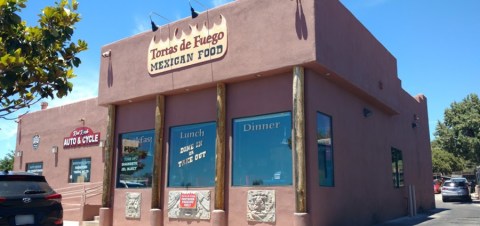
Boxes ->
[151,95,165,208]
[215,83,226,210]
[293,66,307,213]
[102,104,116,208]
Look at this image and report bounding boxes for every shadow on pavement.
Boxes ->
[375,208,449,226]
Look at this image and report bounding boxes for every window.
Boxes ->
[232,112,292,186]
[117,130,155,188]
[26,162,43,175]
[391,148,404,188]
[168,122,216,187]
[317,112,334,186]
[69,158,91,183]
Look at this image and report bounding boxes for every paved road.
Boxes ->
[379,193,480,226]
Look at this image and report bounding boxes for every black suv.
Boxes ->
[0,171,63,226]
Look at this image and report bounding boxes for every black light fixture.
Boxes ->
[189,0,200,18]
[363,108,372,118]
[412,114,420,129]
[150,15,159,32]
[149,12,171,32]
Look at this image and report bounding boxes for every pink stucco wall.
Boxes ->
[10,0,433,225]
[97,0,316,105]
[305,70,433,225]
[112,99,156,226]
[105,67,432,226]
[108,74,297,226]
[315,0,402,114]
[226,74,295,225]
[14,98,108,221]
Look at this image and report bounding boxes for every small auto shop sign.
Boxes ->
[63,127,101,148]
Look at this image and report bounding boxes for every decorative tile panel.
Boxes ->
[247,190,275,222]
[125,192,141,219]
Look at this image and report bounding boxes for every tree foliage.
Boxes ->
[0,0,87,119]
[434,93,480,166]
[431,143,464,175]
[0,150,14,171]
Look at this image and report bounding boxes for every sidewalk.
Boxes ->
[64,221,79,226]
[63,192,480,226]
[472,191,479,200]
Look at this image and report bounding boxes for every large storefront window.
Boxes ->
[168,122,216,187]
[233,112,292,186]
[117,130,155,188]
[317,112,334,187]
[26,162,43,175]
[69,158,91,183]
[391,148,404,188]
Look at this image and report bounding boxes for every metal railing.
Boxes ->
[55,182,103,212]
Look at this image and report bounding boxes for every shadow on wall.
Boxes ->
[296,0,308,40]
[108,55,114,87]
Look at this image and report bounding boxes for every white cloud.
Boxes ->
[0,117,20,158]
[48,75,99,108]
[0,119,18,143]
[0,67,99,158]
[132,16,150,35]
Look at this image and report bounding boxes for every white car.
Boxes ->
[441,178,471,202]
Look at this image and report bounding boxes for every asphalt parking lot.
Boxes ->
[378,192,480,226]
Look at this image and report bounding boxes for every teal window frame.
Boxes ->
[69,158,91,183]
[232,112,293,187]
[26,162,43,175]
[317,112,334,187]
[117,129,155,189]
[391,148,404,188]
[167,122,216,188]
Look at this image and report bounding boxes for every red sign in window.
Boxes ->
[179,193,197,209]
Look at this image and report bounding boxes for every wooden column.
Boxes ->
[215,83,226,210]
[102,104,116,208]
[293,66,307,213]
[151,95,165,208]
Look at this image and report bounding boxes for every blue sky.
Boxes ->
[0,0,479,158]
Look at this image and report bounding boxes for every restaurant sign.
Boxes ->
[63,127,100,148]
[179,193,197,209]
[147,15,227,74]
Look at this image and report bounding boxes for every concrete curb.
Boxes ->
[64,221,80,226]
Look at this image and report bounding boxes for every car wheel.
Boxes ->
[466,196,472,202]
[442,197,447,202]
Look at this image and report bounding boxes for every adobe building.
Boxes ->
[15,0,434,225]
[13,98,108,221]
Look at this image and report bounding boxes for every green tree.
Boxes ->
[434,93,480,166]
[431,144,464,175]
[0,150,14,171]
[0,0,87,119]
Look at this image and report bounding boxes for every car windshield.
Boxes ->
[0,176,54,196]
[444,181,466,187]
